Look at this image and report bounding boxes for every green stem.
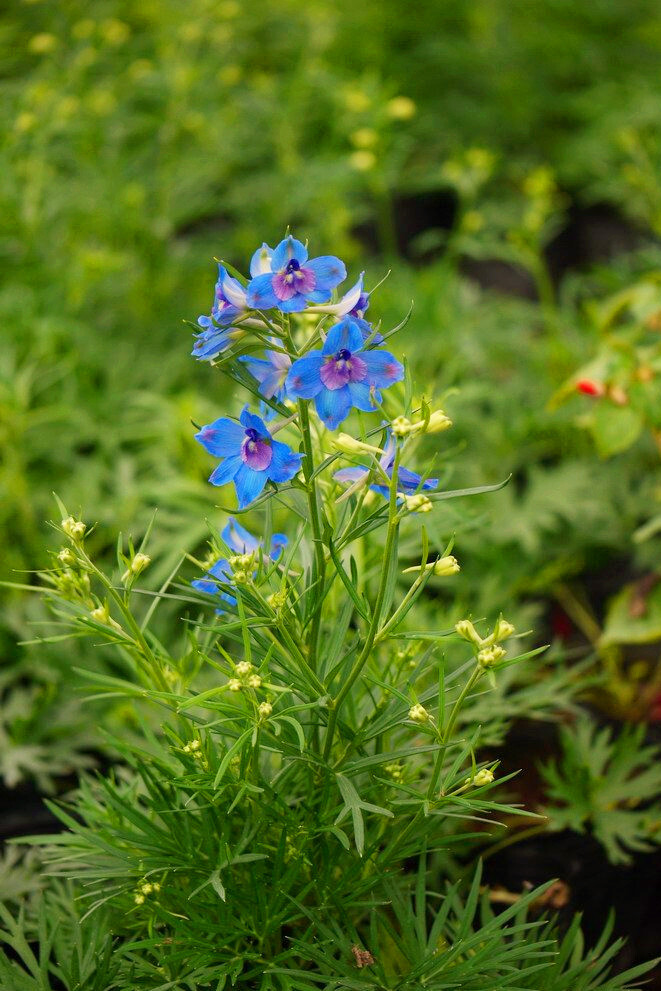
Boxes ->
[298,399,326,674]
[441,665,482,747]
[324,446,401,762]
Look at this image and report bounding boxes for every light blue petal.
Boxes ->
[306,255,347,291]
[191,330,231,360]
[221,518,258,554]
[233,463,268,509]
[250,243,274,277]
[287,353,324,398]
[209,559,232,580]
[209,455,243,486]
[260,368,288,400]
[305,289,332,304]
[195,418,244,457]
[240,355,272,385]
[239,406,269,437]
[360,349,405,388]
[322,318,364,356]
[315,385,352,430]
[277,294,308,313]
[192,577,220,596]
[269,533,288,559]
[271,236,308,271]
[334,466,368,484]
[220,270,247,309]
[347,381,377,413]
[268,441,303,483]
[246,273,278,309]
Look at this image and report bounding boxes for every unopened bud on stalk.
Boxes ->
[477,645,505,669]
[267,590,288,610]
[332,433,382,456]
[62,516,86,541]
[247,674,262,689]
[228,678,242,692]
[455,619,483,646]
[122,552,151,582]
[493,617,515,642]
[424,410,453,433]
[229,553,254,573]
[391,415,413,438]
[58,548,76,566]
[90,604,111,625]
[467,768,494,787]
[403,555,460,576]
[236,661,253,677]
[408,703,429,723]
[403,493,433,513]
[258,701,272,719]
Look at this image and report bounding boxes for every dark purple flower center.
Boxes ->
[320,348,368,390]
[285,259,300,275]
[241,428,272,470]
[337,348,351,361]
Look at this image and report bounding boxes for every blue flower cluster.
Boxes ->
[192,235,406,510]
[193,518,287,609]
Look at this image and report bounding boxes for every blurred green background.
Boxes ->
[3,0,661,788]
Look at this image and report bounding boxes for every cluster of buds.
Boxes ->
[61,516,86,541]
[182,739,204,760]
[228,661,262,692]
[408,703,430,723]
[266,589,288,611]
[390,409,452,439]
[258,701,272,720]
[403,493,432,513]
[465,767,495,788]
[134,879,161,906]
[455,616,515,670]
[51,566,91,604]
[384,762,404,782]
[228,553,255,584]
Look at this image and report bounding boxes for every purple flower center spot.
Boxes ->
[320,349,368,389]
[241,428,273,470]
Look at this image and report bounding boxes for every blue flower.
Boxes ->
[192,518,287,608]
[240,339,292,402]
[246,236,347,313]
[195,406,303,508]
[334,433,438,498]
[285,317,404,430]
[192,265,248,361]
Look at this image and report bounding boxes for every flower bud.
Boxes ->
[433,555,460,576]
[477,644,505,669]
[408,703,429,723]
[425,410,453,433]
[134,893,145,905]
[236,661,253,677]
[247,674,262,689]
[229,553,254,573]
[267,589,288,610]
[90,604,111,625]
[493,618,515,642]
[403,493,432,513]
[62,516,86,541]
[258,701,272,719]
[332,433,382,456]
[455,619,483,646]
[130,552,151,575]
[467,768,494,787]
[58,548,76,566]
[228,678,242,692]
[391,415,413,438]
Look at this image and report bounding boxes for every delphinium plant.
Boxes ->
[0,235,655,991]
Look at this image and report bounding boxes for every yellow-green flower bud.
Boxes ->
[267,590,288,610]
[141,883,153,895]
[493,618,515,642]
[467,767,494,787]
[455,619,483,646]
[90,604,111,625]
[134,893,145,905]
[247,674,262,689]
[332,433,383,456]
[425,410,453,433]
[228,678,242,692]
[58,548,76,566]
[229,553,254,575]
[130,552,151,575]
[433,555,460,576]
[258,701,272,719]
[403,493,433,513]
[477,645,505,669]
[62,516,86,541]
[408,703,429,723]
[387,95,416,120]
[391,415,413,438]
[236,661,253,677]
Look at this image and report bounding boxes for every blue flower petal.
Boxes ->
[239,406,269,437]
[271,236,308,271]
[195,418,245,457]
[268,441,303,483]
[306,255,347,291]
[278,294,308,313]
[250,243,274,277]
[233,463,268,508]
[191,330,232,360]
[287,353,325,398]
[315,385,352,430]
[246,273,278,310]
[305,289,332,304]
[208,559,232,579]
[192,577,220,596]
[209,455,243,487]
[322,318,365,356]
[222,518,259,554]
[360,349,405,388]
[269,533,288,558]
[334,466,369,484]
[347,381,377,413]
[219,270,247,309]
